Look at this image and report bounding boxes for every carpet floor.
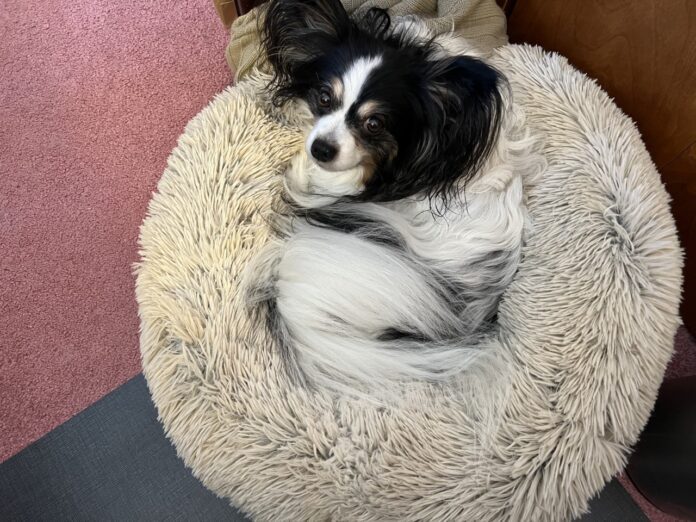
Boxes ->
[1,0,230,461]
[0,1,694,520]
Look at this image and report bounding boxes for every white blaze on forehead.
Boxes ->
[341,56,383,109]
[307,56,383,173]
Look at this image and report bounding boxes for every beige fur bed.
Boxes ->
[136,45,682,521]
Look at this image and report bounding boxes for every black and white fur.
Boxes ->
[249,0,544,396]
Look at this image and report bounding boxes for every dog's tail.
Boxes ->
[246,222,508,402]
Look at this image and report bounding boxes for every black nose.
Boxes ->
[310,139,338,163]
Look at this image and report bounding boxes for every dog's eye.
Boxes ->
[318,88,332,108]
[364,116,384,134]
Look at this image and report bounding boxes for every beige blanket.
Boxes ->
[226,0,508,79]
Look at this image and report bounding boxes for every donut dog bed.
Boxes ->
[136,45,682,521]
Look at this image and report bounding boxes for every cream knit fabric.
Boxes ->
[226,0,508,79]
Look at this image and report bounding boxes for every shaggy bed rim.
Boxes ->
[136,44,682,521]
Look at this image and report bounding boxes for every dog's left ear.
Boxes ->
[422,56,504,204]
[262,0,350,80]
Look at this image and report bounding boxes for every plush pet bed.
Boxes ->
[136,45,682,521]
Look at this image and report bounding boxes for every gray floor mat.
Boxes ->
[0,375,248,521]
[0,374,647,521]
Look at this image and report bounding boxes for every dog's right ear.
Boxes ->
[262,0,350,79]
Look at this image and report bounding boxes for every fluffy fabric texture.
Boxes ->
[137,45,682,521]
[226,0,508,79]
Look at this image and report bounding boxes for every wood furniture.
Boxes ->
[213,0,695,334]
[214,0,263,26]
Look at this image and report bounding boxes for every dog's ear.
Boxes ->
[357,8,391,39]
[356,56,503,209]
[262,0,350,79]
[420,56,504,209]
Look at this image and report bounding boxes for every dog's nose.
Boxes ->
[310,139,338,163]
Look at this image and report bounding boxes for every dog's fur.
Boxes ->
[249,0,545,397]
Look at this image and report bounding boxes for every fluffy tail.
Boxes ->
[247,223,505,399]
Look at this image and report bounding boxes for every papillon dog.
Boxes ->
[249,0,544,397]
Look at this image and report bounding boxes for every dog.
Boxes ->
[249,0,544,397]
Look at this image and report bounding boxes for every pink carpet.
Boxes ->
[1,2,695,520]
[0,0,230,461]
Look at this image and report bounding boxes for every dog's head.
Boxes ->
[262,0,503,208]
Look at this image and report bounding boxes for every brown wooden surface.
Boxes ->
[213,0,238,26]
[508,0,696,333]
